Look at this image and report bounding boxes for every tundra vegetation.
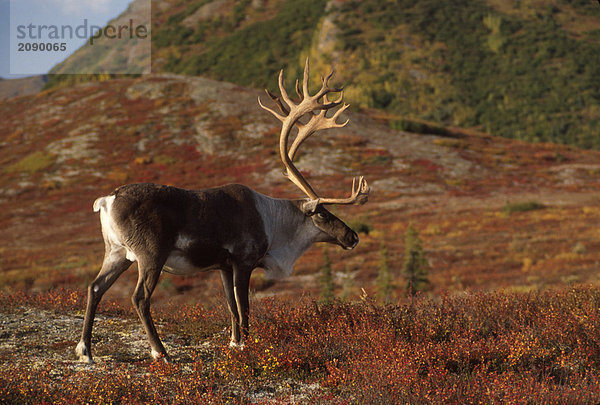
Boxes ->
[3,287,600,403]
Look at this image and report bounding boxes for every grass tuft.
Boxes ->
[502,201,546,215]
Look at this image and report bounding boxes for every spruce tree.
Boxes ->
[403,224,429,296]
[319,246,335,303]
[376,241,393,302]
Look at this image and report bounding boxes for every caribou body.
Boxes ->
[76,59,369,363]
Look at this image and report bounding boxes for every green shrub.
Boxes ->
[502,201,546,215]
[391,119,456,137]
[5,151,55,174]
[348,217,372,235]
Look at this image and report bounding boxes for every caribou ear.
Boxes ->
[301,199,320,215]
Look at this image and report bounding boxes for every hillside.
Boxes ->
[2,73,600,307]
[0,76,47,100]
[46,0,600,149]
[209,0,600,148]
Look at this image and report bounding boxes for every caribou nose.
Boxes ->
[345,231,359,250]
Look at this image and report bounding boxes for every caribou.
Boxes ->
[76,59,370,363]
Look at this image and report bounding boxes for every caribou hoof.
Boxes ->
[151,350,172,363]
[75,341,95,364]
[229,340,245,350]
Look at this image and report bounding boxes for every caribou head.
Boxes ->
[259,58,369,248]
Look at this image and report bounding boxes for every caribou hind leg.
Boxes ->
[132,257,170,362]
[76,247,132,363]
[220,269,241,347]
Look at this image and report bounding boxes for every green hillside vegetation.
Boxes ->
[44,73,116,91]
[155,0,327,89]
[43,0,600,148]
[336,0,600,148]
[143,0,600,149]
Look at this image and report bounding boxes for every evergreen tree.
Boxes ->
[319,246,335,303]
[403,224,429,296]
[376,241,393,302]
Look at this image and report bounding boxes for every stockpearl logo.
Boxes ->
[8,0,151,75]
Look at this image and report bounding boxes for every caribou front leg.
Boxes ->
[132,259,170,362]
[220,265,252,348]
[233,264,252,347]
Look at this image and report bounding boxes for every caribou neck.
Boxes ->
[253,192,321,279]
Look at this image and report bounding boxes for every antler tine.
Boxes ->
[315,68,343,101]
[318,176,370,206]
[257,95,286,122]
[278,69,295,110]
[353,176,370,205]
[302,58,311,100]
[295,79,302,99]
[302,59,343,109]
[330,102,350,124]
[322,90,345,110]
[324,69,335,85]
[265,89,289,115]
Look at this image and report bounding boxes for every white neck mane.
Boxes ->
[253,192,321,279]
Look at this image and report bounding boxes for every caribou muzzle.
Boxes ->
[340,229,359,250]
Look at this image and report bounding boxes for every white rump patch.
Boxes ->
[93,196,106,212]
[96,195,137,262]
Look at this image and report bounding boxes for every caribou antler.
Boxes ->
[258,58,370,210]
